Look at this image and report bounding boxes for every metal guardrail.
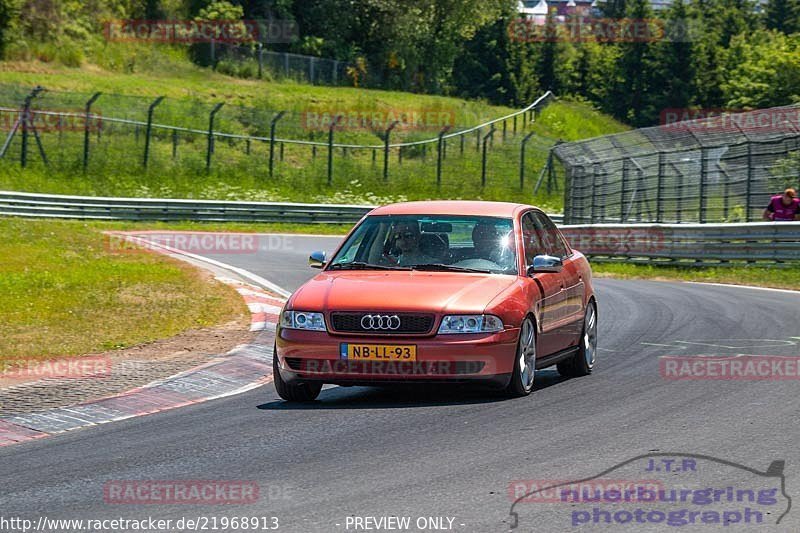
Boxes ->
[6,190,794,267]
[0,190,564,224]
[0,190,374,223]
[559,222,800,266]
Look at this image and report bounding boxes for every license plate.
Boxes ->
[340,343,417,361]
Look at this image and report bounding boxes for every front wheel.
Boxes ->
[505,317,536,397]
[557,300,597,378]
[273,348,322,402]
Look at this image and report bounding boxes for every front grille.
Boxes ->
[284,358,484,375]
[330,313,435,334]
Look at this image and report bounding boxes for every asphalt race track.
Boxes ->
[2,233,800,532]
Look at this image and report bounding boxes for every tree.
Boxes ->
[721,30,800,108]
[604,0,660,125]
[764,0,800,35]
[649,0,695,115]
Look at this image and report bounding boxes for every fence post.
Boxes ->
[620,159,628,222]
[210,38,216,69]
[590,164,599,222]
[656,152,664,222]
[257,44,263,79]
[519,131,536,189]
[563,164,573,224]
[383,120,399,181]
[502,119,507,141]
[481,126,495,186]
[513,115,517,134]
[284,53,290,77]
[309,57,315,84]
[436,126,451,186]
[172,129,178,159]
[745,143,753,222]
[699,147,707,223]
[206,102,224,171]
[16,86,47,167]
[83,92,101,172]
[475,128,480,152]
[460,133,465,155]
[327,115,342,185]
[143,96,165,169]
[269,111,286,178]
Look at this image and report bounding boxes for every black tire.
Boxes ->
[505,317,536,397]
[557,300,597,378]
[273,348,322,402]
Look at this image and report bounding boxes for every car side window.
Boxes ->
[532,212,569,259]
[521,213,546,265]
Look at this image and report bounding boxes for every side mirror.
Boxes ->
[308,251,327,269]
[527,254,563,276]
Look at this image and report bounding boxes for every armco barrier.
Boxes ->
[0,190,373,224]
[0,190,565,225]
[4,190,795,266]
[559,222,800,266]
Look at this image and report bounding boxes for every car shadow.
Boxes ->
[257,369,572,410]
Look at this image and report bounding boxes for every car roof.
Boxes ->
[368,200,534,218]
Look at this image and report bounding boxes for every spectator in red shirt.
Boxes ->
[763,188,800,221]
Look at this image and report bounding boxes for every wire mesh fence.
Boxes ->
[209,42,351,85]
[0,84,557,203]
[553,105,800,224]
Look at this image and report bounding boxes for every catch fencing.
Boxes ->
[552,104,800,224]
[0,85,558,201]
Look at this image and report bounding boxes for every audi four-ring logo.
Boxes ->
[360,314,402,330]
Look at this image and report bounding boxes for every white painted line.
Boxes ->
[686,282,800,296]
[115,233,292,298]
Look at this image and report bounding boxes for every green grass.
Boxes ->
[592,262,800,291]
[0,217,247,365]
[0,60,628,210]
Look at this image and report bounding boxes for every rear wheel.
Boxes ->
[273,347,322,402]
[505,317,536,397]
[557,300,597,378]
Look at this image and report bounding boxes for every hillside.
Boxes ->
[0,61,628,210]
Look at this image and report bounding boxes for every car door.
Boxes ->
[532,211,585,348]
[520,211,566,356]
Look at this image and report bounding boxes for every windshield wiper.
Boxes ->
[328,261,411,271]
[409,263,493,274]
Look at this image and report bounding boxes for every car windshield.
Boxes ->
[328,215,517,275]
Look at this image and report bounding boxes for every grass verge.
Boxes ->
[592,262,800,291]
[0,218,247,366]
[0,61,628,209]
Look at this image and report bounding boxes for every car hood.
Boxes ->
[289,271,518,314]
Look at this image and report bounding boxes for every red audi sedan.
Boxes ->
[274,201,596,401]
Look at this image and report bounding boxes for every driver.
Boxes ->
[390,221,436,266]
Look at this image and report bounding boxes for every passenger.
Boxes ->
[469,222,515,268]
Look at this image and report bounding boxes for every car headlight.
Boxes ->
[281,311,327,331]
[437,314,504,334]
